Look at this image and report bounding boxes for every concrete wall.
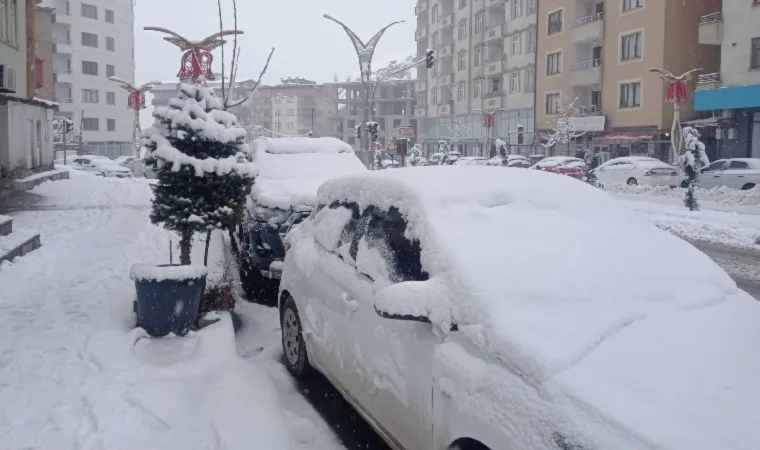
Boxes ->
[34,6,55,101]
[721,0,760,87]
[0,0,28,98]
[0,100,55,174]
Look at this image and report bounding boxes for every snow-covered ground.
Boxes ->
[0,170,331,449]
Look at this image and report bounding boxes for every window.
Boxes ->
[527,0,537,14]
[474,46,482,65]
[546,93,560,114]
[458,20,467,39]
[360,207,428,283]
[458,51,466,70]
[510,71,521,92]
[105,8,114,23]
[621,31,642,61]
[458,81,465,100]
[703,160,727,172]
[106,36,115,51]
[81,3,97,19]
[106,64,115,77]
[82,61,98,75]
[548,10,563,35]
[524,67,534,92]
[431,88,438,105]
[620,81,642,108]
[491,78,501,92]
[107,119,116,131]
[81,32,98,47]
[432,4,438,21]
[106,92,115,105]
[623,0,643,12]
[459,0,467,9]
[511,0,522,19]
[526,28,536,52]
[392,119,402,129]
[546,52,561,75]
[82,89,99,103]
[1,0,19,46]
[431,32,438,49]
[511,34,522,55]
[473,79,481,98]
[752,37,760,69]
[475,13,483,33]
[728,160,750,170]
[82,118,99,131]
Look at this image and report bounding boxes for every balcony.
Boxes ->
[571,13,604,44]
[439,13,455,28]
[415,106,427,117]
[54,42,72,54]
[484,94,504,109]
[54,69,73,83]
[698,12,722,45]
[484,56,505,76]
[437,103,452,115]
[571,59,603,86]
[415,0,428,15]
[54,96,73,104]
[415,79,427,92]
[484,22,505,42]
[487,0,506,5]
[415,26,428,41]
[438,73,455,85]
[439,44,455,58]
[697,72,721,90]
[576,104,602,116]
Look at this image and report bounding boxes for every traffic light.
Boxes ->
[355,123,362,139]
[517,125,524,145]
[425,49,435,69]
[367,122,379,141]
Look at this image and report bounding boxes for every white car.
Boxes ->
[486,155,530,167]
[279,166,759,450]
[696,158,760,191]
[593,156,680,187]
[453,157,487,166]
[73,157,132,177]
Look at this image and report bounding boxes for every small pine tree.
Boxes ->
[680,126,709,211]
[143,83,255,265]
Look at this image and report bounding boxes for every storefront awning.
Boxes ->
[682,117,719,128]
[694,83,760,111]
[593,131,654,145]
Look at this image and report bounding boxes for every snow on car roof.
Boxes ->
[318,166,737,381]
[250,136,354,155]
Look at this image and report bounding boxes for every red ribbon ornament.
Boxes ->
[483,114,495,129]
[666,80,688,104]
[177,48,215,81]
[127,91,146,110]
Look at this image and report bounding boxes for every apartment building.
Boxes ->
[250,78,338,138]
[535,0,720,162]
[694,0,760,159]
[50,0,135,157]
[328,79,416,151]
[414,0,538,156]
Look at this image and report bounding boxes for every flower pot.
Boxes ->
[130,264,208,337]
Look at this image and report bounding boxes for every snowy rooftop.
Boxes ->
[250,137,354,156]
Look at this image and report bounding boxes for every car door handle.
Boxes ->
[737,175,744,178]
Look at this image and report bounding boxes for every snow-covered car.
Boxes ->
[90,159,132,177]
[279,166,760,450]
[236,136,366,304]
[531,156,586,179]
[381,158,400,169]
[114,155,136,167]
[486,155,530,167]
[453,157,487,166]
[593,156,680,187]
[695,158,760,191]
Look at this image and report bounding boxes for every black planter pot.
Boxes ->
[130,264,208,337]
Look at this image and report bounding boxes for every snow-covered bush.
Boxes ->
[680,126,709,211]
[495,139,508,165]
[408,144,423,166]
[143,83,256,265]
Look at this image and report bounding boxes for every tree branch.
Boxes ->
[217,0,226,101]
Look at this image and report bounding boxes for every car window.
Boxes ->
[704,161,726,172]
[355,206,428,284]
[311,203,355,254]
[727,161,750,170]
[618,163,635,170]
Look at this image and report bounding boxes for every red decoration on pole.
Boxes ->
[483,114,495,128]
[177,48,215,81]
[666,80,688,104]
[127,91,146,110]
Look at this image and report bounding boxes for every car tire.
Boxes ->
[280,295,312,379]
[627,177,638,186]
[741,183,756,191]
[238,252,277,306]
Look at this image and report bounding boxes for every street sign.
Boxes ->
[389,151,397,161]
[388,142,397,151]
[398,126,415,136]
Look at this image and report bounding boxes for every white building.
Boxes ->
[414,0,537,156]
[50,0,135,157]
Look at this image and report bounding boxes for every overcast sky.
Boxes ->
[134,0,418,85]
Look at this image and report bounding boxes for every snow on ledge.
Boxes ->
[130,264,208,282]
[14,168,69,183]
[32,97,59,108]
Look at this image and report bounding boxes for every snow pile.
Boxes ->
[250,136,354,157]
[129,263,208,282]
[607,183,760,207]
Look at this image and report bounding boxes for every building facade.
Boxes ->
[50,0,135,157]
[34,4,55,101]
[694,0,760,159]
[535,0,720,162]
[414,0,538,156]
[250,78,338,138]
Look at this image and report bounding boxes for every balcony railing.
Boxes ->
[483,90,504,99]
[573,12,604,28]
[55,97,73,103]
[697,72,720,84]
[485,52,505,63]
[577,104,601,115]
[700,12,723,24]
[571,58,603,71]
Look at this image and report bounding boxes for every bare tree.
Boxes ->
[371,55,416,81]
[543,97,587,149]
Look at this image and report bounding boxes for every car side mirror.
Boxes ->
[374,305,431,323]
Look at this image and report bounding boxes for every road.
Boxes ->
[689,239,760,300]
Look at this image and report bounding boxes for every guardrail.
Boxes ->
[573,12,604,28]
[697,72,720,84]
[571,58,603,71]
[699,12,723,24]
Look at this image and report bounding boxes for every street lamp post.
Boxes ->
[108,77,160,160]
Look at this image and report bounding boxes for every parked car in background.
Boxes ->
[530,156,586,179]
[279,166,758,450]
[453,157,487,166]
[486,155,531,167]
[593,156,680,187]
[235,136,367,304]
[694,158,760,191]
[114,155,135,167]
[89,159,132,178]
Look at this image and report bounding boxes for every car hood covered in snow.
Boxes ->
[319,166,758,449]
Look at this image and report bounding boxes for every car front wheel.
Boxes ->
[280,296,311,378]
[627,177,638,186]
